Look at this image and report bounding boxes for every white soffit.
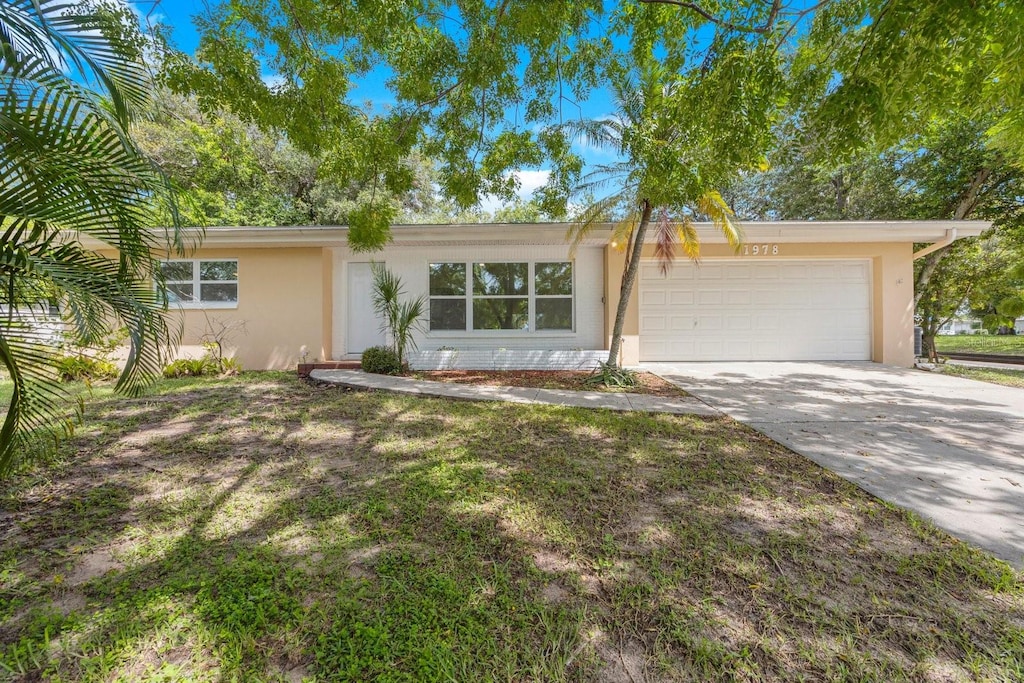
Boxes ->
[74,220,991,250]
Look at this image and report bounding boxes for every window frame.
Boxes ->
[533,261,574,331]
[160,259,239,309]
[427,260,574,334]
[428,263,469,331]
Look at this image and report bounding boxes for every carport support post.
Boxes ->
[607,200,652,368]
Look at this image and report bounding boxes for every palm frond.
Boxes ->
[0,0,182,474]
[697,190,743,251]
[565,192,625,256]
[677,217,701,262]
[559,118,625,155]
[0,0,150,124]
[653,208,676,276]
[610,214,637,252]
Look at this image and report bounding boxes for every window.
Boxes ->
[429,263,467,330]
[428,261,573,332]
[473,263,528,330]
[160,260,238,306]
[534,262,573,330]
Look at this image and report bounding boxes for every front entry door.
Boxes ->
[347,262,387,353]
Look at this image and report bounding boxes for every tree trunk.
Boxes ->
[606,199,653,367]
[924,329,938,362]
[914,167,992,308]
[913,246,950,310]
[831,170,848,216]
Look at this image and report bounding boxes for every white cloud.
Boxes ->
[261,73,286,89]
[478,169,551,214]
[515,169,551,195]
[124,1,165,30]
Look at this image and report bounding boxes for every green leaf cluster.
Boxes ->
[135,91,443,230]
[0,0,185,473]
[792,0,1024,163]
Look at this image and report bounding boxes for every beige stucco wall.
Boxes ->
[606,241,916,367]
[160,247,329,370]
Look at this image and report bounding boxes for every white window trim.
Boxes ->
[161,259,239,310]
[427,260,574,334]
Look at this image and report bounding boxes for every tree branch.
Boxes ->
[913,246,950,310]
[771,0,834,56]
[849,0,893,83]
[638,0,782,34]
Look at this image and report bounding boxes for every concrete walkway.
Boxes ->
[645,362,1024,568]
[309,369,719,415]
[945,359,1024,372]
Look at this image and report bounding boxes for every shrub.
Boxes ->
[55,355,118,382]
[361,346,401,375]
[162,344,242,379]
[218,356,243,376]
[162,357,216,379]
[584,361,639,388]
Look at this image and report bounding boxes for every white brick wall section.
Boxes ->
[409,349,606,371]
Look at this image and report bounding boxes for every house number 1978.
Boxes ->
[743,244,779,256]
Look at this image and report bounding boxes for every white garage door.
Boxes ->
[639,259,872,361]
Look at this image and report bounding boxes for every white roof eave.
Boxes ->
[74,220,991,250]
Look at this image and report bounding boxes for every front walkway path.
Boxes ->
[645,361,1024,568]
[309,369,719,415]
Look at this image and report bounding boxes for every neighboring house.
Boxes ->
[938,317,1024,335]
[938,318,984,335]
[0,305,63,347]
[82,220,988,370]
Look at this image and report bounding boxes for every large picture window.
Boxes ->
[160,260,238,306]
[473,263,528,330]
[428,261,573,332]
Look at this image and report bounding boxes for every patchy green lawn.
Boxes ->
[1,373,1021,681]
[937,364,1024,389]
[934,335,1024,355]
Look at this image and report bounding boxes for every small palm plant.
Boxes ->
[369,263,426,371]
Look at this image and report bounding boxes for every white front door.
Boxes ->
[347,262,387,353]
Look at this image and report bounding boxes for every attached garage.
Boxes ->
[638,259,872,362]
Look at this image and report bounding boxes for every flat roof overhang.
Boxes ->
[75,220,991,250]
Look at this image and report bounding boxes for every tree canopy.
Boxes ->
[727,114,1024,354]
[135,91,441,227]
[163,0,1024,251]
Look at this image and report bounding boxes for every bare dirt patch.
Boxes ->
[413,369,687,397]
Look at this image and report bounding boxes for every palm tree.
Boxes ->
[370,262,426,370]
[0,0,183,474]
[563,65,742,370]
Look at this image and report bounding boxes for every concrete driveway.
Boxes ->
[645,362,1024,567]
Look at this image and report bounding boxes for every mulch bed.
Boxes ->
[412,369,688,398]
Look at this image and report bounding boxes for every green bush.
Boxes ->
[219,356,243,376]
[361,346,401,375]
[162,357,216,379]
[55,355,119,382]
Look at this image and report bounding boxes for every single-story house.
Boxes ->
[938,317,1024,335]
[87,220,988,370]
